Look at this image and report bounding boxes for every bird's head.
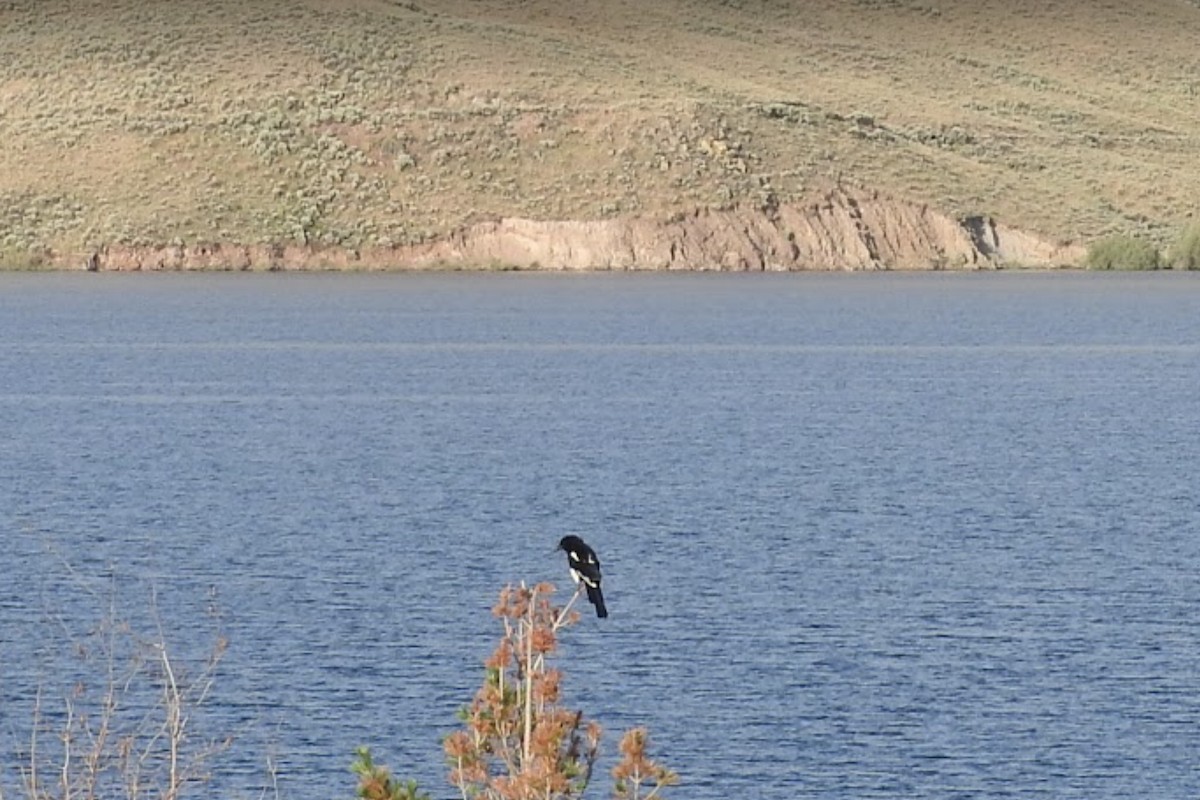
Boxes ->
[557,534,582,552]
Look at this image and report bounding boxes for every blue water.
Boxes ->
[1,271,1199,799]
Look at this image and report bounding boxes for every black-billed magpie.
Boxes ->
[557,535,607,618]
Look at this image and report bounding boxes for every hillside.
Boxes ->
[2,0,1200,268]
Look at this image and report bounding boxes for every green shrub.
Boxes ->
[0,247,50,270]
[1085,234,1161,270]
[1167,222,1200,270]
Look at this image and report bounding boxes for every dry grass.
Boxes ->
[2,0,1199,255]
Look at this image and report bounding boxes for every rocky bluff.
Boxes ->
[82,188,1083,272]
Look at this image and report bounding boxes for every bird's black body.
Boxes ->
[557,535,607,618]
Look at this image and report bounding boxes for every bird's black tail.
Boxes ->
[586,584,608,618]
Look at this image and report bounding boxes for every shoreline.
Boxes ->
[2,189,1088,274]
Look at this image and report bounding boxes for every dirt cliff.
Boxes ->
[76,188,1083,272]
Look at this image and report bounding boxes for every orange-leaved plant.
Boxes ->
[611,728,678,800]
[444,582,602,800]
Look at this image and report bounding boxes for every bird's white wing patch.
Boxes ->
[570,549,600,566]
[565,546,600,587]
[569,550,599,565]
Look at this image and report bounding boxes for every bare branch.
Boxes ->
[61,696,75,800]
[523,584,537,766]
[159,643,182,800]
[24,684,42,800]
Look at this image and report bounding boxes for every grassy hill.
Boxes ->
[3,0,1199,262]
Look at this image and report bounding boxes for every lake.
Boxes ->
[1,271,1199,799]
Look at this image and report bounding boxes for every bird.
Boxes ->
[557,535,608,618]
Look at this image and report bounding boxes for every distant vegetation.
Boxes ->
[3,0,1200,259]
[1085,234,1163,271]
[1052,218,1200,271]
[1167,221,1200,270]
